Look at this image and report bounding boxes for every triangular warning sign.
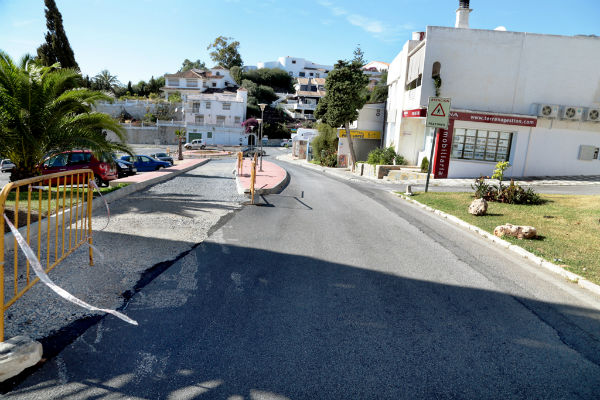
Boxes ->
[431,103,446,117]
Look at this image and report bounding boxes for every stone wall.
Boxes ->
[106,126,179,145]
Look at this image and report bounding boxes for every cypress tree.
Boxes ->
[37,0,79,69]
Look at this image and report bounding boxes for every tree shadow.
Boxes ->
[5,242,600,399]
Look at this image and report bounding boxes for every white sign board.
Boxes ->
[426,97,451,129]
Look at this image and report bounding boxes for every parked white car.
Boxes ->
[184,139,206,150]
[280,139,291,147]
[0,159,15,173]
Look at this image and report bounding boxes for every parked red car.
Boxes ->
[41,150,118,187]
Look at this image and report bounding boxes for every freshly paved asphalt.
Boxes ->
[5,153,600,399]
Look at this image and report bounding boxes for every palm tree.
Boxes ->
[0,51,130,181]
[93,69,121,93]
[174,129,186,161]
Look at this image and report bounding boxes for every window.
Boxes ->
[451,129,513,162]
[300,85,308,91]
[222,102,231,110]
[316,73,320,78]
[167,79,179,86]
[212,82,217,87]
[192,102,201,113]
[299,72,305,77]
[216,71,220,76]
[207,132,213,138]
[309,73,314,77]
[234,116,241,124]
[68,152,91,165]
[195,115,204,124]
[310,85,317,91]
[292,60,296,64]
[205,102,211,109]
[432,61,441,78]
[216,115,226,125]
[186,79,198,87]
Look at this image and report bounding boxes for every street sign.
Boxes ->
[426,97,451,129]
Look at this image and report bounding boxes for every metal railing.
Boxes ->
[0,169,95,341]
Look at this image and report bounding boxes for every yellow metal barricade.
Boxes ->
[0,169,95,341]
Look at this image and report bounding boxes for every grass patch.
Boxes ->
[402,192,600,285]
[2,183,128,220]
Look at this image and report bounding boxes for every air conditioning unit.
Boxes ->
[560,106,583,121]
[584,108,600,122]
[537,104,559,119]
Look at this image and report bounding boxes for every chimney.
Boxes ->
[455,0,472,29]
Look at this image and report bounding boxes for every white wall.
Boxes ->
[420,26,600,113]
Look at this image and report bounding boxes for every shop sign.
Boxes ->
[432,120,455,179]
[337,129,381,139]
[402,108,427,118]
[450,111,537,127]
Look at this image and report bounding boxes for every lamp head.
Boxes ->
[258,103,267,111]
[256,118,263,124]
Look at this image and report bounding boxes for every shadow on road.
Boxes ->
[5,240,600,399]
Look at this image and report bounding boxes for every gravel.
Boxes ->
[2,159,245,342]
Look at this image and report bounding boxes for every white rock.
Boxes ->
[468,198,488,216]
[0,336,43,382]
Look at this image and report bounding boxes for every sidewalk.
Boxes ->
[235,157,289,195]
[276,153,600,187]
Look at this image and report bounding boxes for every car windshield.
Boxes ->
[155,153,167,157]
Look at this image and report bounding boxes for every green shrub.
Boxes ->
[312,123,338,166]
[420,157,429,173]
[366,147,405,165]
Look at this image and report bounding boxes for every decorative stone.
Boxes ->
[493,223,537,240]
[0,336,43,382]
[468,198,488,216]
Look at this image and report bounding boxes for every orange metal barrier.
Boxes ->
[0,169,95,341]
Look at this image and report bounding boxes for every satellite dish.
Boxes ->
[494,26,507,31]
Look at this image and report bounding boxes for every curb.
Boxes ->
[97,159,209,210]
[235,164,289,196]
[2,159,210,246]
[392,192,600,297]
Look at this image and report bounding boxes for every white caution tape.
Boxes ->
[88,180,110,232]
[3,214,137,326]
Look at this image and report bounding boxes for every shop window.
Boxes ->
[451,129,513,162]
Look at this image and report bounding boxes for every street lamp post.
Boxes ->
[256,118,262,163]
[258,103,267,172]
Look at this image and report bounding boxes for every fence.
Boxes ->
[0,169,95,341]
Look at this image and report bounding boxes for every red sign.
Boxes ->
[449,111,537,127]
[431,103,446,117]
[432,119,455,179]
[403,108,427,118]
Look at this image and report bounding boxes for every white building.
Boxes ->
[362,61,389,89]
[280,78,326,120]
[257,56,333,79]
[161,68,249,145]
[385,0,600,178]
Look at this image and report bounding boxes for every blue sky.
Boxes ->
[0,0,598,84]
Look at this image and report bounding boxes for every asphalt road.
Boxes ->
[5,154,600,399]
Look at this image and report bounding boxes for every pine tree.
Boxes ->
[37,0,79,69]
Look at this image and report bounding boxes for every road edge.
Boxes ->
[392,192,600,297]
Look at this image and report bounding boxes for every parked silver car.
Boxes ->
[0,159,15,173]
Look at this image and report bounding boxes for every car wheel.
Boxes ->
[201,145,206,149]
[94,176,104,188]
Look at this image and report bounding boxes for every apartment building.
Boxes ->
[257,56,333,79]
[161,68,248,145]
